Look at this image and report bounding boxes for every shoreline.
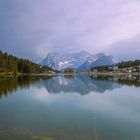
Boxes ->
[0,72,140,77]
[79,72,140,76]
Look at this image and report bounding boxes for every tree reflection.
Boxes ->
[0,75,140,97]
[91,75,140,87]
[0,75,53,97]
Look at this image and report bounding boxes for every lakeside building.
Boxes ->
[131,66,140,73]
[64,68,75,74]
[91,69,98,73]
[135,66,140,72]
[108,65,118,71]
[127,69,132,73]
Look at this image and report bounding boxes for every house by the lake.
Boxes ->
[64,68,75,74]
[132,66,140,73]
[108,65,118,71]
[91,69,98,73]
[135,66,140,72]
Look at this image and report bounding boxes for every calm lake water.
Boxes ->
[0,75,140,140]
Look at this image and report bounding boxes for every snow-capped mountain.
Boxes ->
[40,51,114,71]
[77,53,114,72]
[40,51,90,70]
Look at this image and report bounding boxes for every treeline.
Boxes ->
[117,60,140,68]
[0,50,57,74]
[91,60,140,71]
[91,66,108,72]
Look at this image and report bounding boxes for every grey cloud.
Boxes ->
[108,34,140,61]
[0,0,140,60]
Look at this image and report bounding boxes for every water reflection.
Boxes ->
[0,76,52,97]
[0,75,140,140]
[38,75,121,95]
[0,74,140,97]
[91,74,140,87]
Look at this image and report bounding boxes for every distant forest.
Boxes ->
[117,60,140,68]
[91,60,140,71]
[0,50,56,74]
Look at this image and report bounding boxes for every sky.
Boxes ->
[0,0,140,61]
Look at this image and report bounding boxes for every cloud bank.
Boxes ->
[0,0,140,60]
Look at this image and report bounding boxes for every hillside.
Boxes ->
[0,50,57,75]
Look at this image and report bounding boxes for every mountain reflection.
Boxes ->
[0,75,140,97]
[38,75,121,95]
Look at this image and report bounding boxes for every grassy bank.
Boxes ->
[1,71,140,77]
[0,72,21,76]
[78,71,140,76]
[0,72,59,77]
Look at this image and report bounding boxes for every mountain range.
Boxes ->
[40,51,114,72]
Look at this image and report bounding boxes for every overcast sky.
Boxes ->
[0,0,140,60]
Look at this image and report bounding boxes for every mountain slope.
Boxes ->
[77,54,113,72]
[40,51,114,71]
[40,51,90,70]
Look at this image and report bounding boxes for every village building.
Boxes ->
[91,69,98,73]
[135,66,140,72]
[108,65,118,71]
[132,66,140,73]
[64,68,75,74]
[127,68,132,73]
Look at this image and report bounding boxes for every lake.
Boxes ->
[0,75,140,140]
